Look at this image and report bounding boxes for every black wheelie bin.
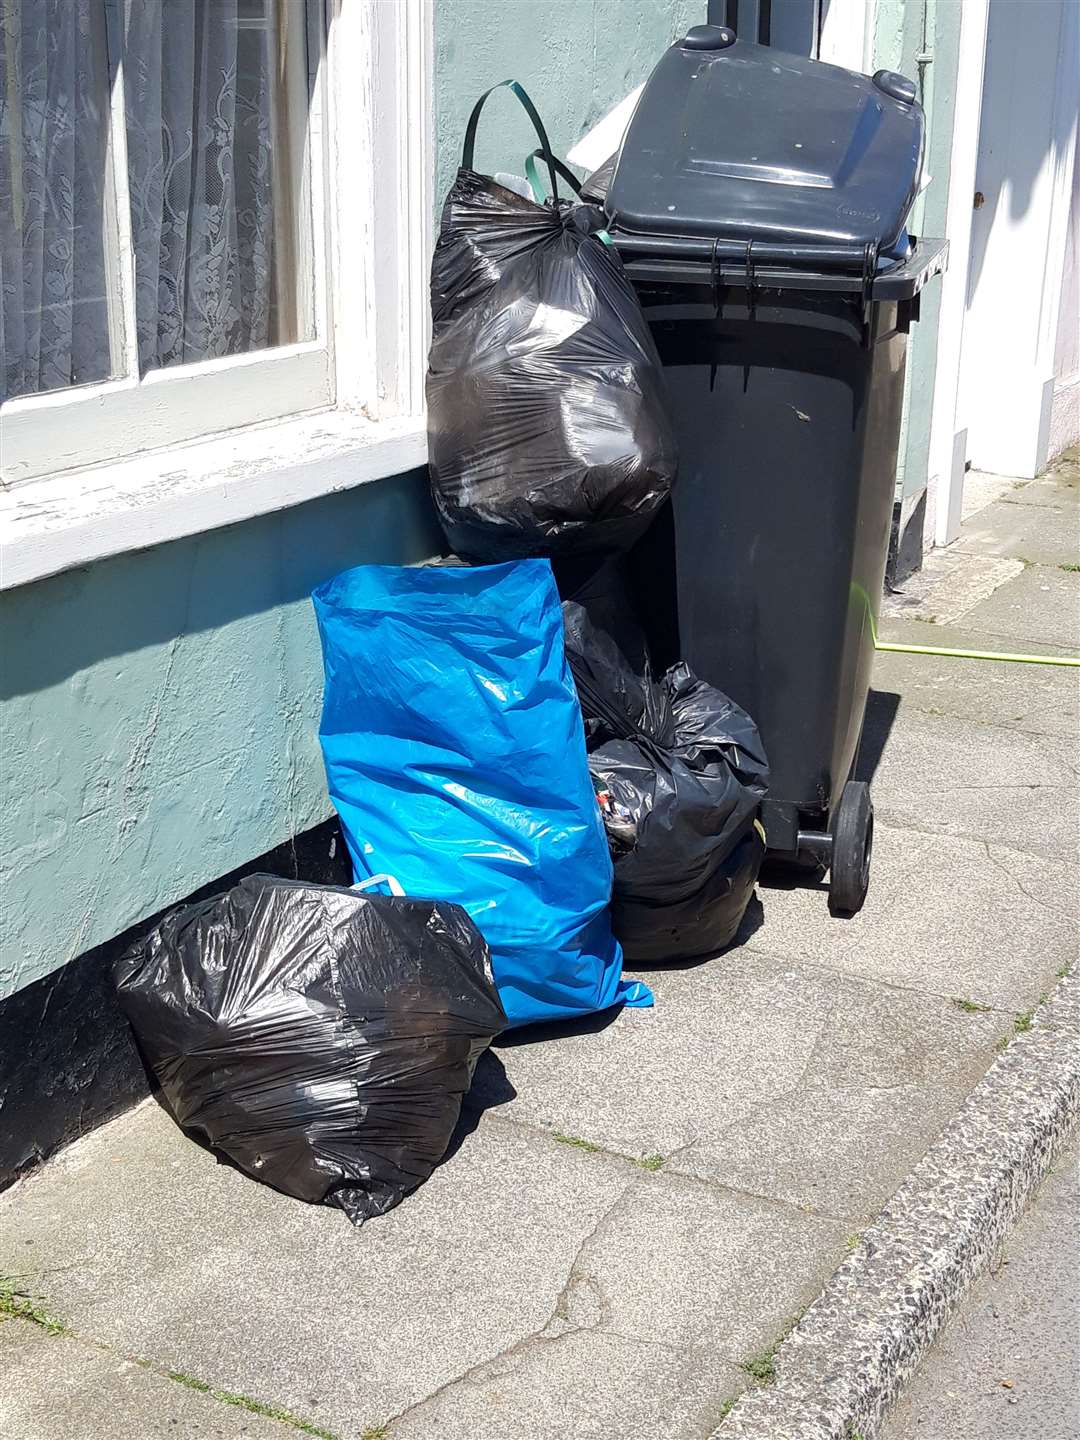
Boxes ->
[597,24,946,915]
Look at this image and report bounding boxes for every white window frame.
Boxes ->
[0,0,433,589]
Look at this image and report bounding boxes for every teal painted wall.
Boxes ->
[434,0,700,206]
[1,0,698,1004]
[873,0,960,503]
[0,473,442,1001]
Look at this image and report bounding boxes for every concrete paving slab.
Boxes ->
[882,547,1025,626]
[0,1094,849,1440]
[859,702,1078,860]
[959,564,1080,651]
[670,979,1003,1221]
[956,497,1080,567]
[875,777,1078,866]
[998,451,1078,509]
[886,461,1077,631]
[342,1170,843,1439]
[871,622,1079,737]
[678,1085,953,1225]
[392,1329,744,1440]
[0,1319,294,1440]
[0,1103,633,1438]
[476,954,834,1162]
[717,974,1080,1440]
[880,1128,1080,1440]
[745,824,1077,1012]
[477,950,1001,1223]
[961,470,1026,522]
[999,477,1079,510]
[564,1170,844,1354]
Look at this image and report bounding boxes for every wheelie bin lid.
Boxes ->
[605,26,927,268]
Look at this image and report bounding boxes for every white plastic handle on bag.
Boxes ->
[351,873,405,898]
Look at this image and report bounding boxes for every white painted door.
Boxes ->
[957,0,1079,479]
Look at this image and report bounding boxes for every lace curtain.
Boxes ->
[124,0,278,374]
[0,0,112,400]
[0,0,300,405]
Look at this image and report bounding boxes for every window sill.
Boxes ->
[0,409,428,591]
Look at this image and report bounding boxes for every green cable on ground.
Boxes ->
[874,639,1080,667]
[847,580,1079,667]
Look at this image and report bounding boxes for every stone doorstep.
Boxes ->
[712,970,1080,1440]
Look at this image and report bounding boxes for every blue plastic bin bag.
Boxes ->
[313,559,652,1028]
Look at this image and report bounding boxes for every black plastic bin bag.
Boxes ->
[426,81,676,562]
[563,603,770,961]
[114,874,506,1224]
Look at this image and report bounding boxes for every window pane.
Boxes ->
[122,0,314,375]
[0,0,114,403]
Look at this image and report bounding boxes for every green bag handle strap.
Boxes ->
[462,80,561,208]
[524,149,583,201]
[524,149,615,246]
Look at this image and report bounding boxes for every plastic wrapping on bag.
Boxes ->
[553,552,650,673]
[113,876,505,1224]
[313,560,652,1028]
[426,83,676,562]
[580,153,617,204]
[563,602,770,961]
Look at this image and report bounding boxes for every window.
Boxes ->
[0,0,431,489]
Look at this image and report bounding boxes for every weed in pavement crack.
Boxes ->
[0,1277,67,1336]
[165,1371,340,1439]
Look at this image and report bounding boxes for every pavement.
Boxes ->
[880,1129,1080,1440]
[1,449,1077,1440]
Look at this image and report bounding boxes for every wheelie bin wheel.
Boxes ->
[829,781,873,916]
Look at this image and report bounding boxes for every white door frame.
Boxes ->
[953,0,1079,484]
[925,0,990,545]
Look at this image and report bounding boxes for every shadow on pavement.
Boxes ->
[443,1049,518,1166]
[856,688,902,784]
